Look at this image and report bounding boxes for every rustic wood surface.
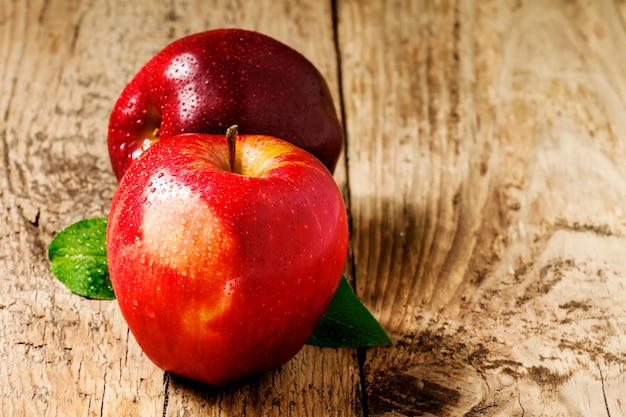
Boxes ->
[1,0,626,416]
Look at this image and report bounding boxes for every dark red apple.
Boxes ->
[106,130,349,386]
[108,28,343,180]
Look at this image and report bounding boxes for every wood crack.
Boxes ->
[161,372,170,417]
[598,363,611,417]
[331,0,366,416]
[517,392,525,417]
[100,367,107,417]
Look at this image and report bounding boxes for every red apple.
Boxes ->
[108,28,343,180]
[106,129,349,386]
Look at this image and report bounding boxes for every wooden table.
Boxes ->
[2,0,626,415]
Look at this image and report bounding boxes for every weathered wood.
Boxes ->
[2,0,626,416]
[339,0,626,416]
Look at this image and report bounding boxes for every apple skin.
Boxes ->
[106,132,349,386]
[108,28,343,180]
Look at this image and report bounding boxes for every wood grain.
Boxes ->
[339,0,626,416]
[2,0,626,415]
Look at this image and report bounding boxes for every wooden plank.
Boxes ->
[338,0,626,415]
[5,0,626,415]
[0,0,360,415]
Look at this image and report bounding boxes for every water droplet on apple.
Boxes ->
[145,305,155,318]
[223,278,239,297]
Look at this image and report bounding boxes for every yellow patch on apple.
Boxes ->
[141,170,236,326]
[237,135,306,177]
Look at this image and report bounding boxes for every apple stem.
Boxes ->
[226,125,238,173]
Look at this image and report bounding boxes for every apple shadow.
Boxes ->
[345,151,497,315]
[347,192,454,312]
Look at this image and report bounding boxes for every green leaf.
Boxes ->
[307,276,392,348]
[48,217,115,300]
